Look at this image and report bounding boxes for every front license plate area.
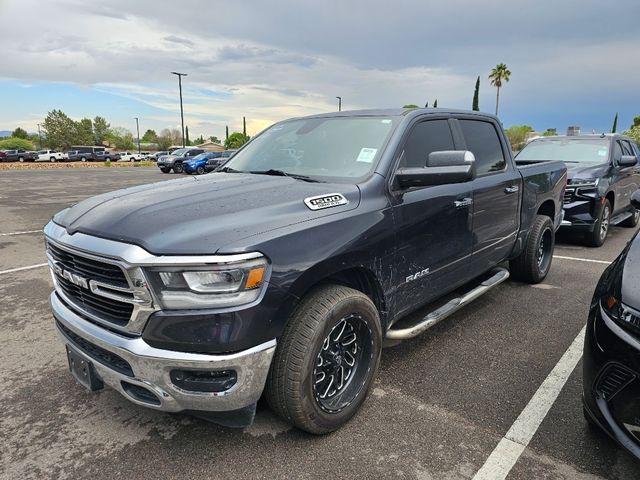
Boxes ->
[66,346,104,391]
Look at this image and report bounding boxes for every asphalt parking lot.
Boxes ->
[1,167,639,480]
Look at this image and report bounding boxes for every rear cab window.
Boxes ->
[458,119,507,175]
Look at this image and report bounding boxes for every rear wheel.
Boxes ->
[50,157,56,162]
[18,156,24,163]
[80,156,87,162]
[265,285,382,434]
[584,200,611,247]
[509,214,554,284]
[130,157,135,162]
[621,208,640,228]
[173,163,184,174]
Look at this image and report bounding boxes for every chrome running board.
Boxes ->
[385,268,510,340]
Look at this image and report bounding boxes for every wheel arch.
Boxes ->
[536,199,556,221]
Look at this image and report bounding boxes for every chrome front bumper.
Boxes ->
[51,292,276,413]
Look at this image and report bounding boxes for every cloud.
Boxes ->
[163,35,194,47]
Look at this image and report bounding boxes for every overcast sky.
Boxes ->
[0,0,638,139]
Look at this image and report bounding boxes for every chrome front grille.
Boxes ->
[45,237,155,334]
[563,187,575,204]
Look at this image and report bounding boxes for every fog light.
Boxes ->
[170,369,237,393]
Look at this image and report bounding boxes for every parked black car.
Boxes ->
[583,190,640,458]
[517,134,640,246]
[2,149,38,162]
[156,148,204,173]
[67,150,96,162]
[45,109,566,433]
[204,149,237,172]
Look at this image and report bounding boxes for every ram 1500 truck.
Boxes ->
[45,109,567,433]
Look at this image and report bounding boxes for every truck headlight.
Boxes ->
[602,296,640,334]
[146,257,269,309]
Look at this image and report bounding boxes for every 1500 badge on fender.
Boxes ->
[304,193,349,210]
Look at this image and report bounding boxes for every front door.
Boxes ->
[390,118,474,317]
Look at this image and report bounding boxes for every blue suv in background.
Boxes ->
[183,152,221,175]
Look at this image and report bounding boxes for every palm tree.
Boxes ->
[488,63,511,116]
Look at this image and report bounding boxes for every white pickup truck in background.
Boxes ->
[118,151,145,162]
[36,150,68,162]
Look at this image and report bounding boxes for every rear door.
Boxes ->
[455,117,521,275]
[390,117,474,316]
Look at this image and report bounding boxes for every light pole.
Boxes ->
[134,117,140,154]
[171,71,188,147]
[336,96,342,112]
[36,123,43,149]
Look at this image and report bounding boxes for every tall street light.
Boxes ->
[171,71,188,147]
[134,117,141,154]
[336,96,342,112]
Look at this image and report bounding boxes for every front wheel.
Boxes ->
[584,200,611,247]
[265,285,382,434]
[18,157,24,163]
[509,214,555,284]
[80,156,87,162]
[173,163,183,174]
[160,167,171,173]
[196,166,205,175]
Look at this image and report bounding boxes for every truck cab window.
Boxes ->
[459,120,506,175]
[399,120,455,168]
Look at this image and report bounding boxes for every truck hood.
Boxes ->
[53,173,360,255]
[566,162,608,183]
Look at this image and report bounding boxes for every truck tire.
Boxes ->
[18,156,24,162]
[173,163,184,174]
[584,200,611,247]
[509,214,554,284]
[80,156,87,162]
[265,285,382,434]
[621,208,640,228]
[196,166,205,175]
[50,157,56,162]
[160,167,171,173]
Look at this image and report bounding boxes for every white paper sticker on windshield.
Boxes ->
[356,148,377,163]
[597,149,607,157]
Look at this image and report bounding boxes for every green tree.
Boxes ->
[489,63,511,116]
[75,118,94,145]
[12,127,28,139]
[224,132,250,149]
[433,99,438,108]
[185,125,190,145]
[632,116,640,129]
[0,137,34,150]
[403,104,419,109]
[624,126,640,145]
[542,128,557,137]
[612,113,618,133]
[209,135,221,144]
[472,76,480,111]
[156,134,172,150]
[505,125,533,151]
[141,129,158,143]
[424,102,429,108]
[93,116,110,145]
[106,127,135,150]
[42,109,77,150]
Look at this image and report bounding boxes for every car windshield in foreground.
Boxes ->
[517,138,610,164]
[221,116,398,182]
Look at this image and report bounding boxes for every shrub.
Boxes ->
[0,137,34,150]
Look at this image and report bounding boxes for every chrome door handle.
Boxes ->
[454,198,473,208]
[505,185,519,194]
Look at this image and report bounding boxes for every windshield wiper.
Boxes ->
[248,169,323,183]
[217,166,243,173]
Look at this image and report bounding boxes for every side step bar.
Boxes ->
[385,268,510,340]
[610,211,633,225]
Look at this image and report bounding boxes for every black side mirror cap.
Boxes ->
[619,155,638,167]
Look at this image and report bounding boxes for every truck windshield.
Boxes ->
[222,116,397,182]
[517,138,610,164]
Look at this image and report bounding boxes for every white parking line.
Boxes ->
[472,326,586,480]
[553,255,611,265]
[0,230,42,236]
[0,263,48,275]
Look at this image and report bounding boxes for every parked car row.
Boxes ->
[157,148,237,174]
[0,147,175,163]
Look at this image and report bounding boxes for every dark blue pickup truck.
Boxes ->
[517,134,640,246]
[45,109,566,433]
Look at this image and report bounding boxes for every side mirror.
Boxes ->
[632,190,640,210]
[619,155,638,167]
[396,151,476,189]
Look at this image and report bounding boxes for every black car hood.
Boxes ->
[622,233,640,311]
[54,173,360,255]
[566,162,608,183]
